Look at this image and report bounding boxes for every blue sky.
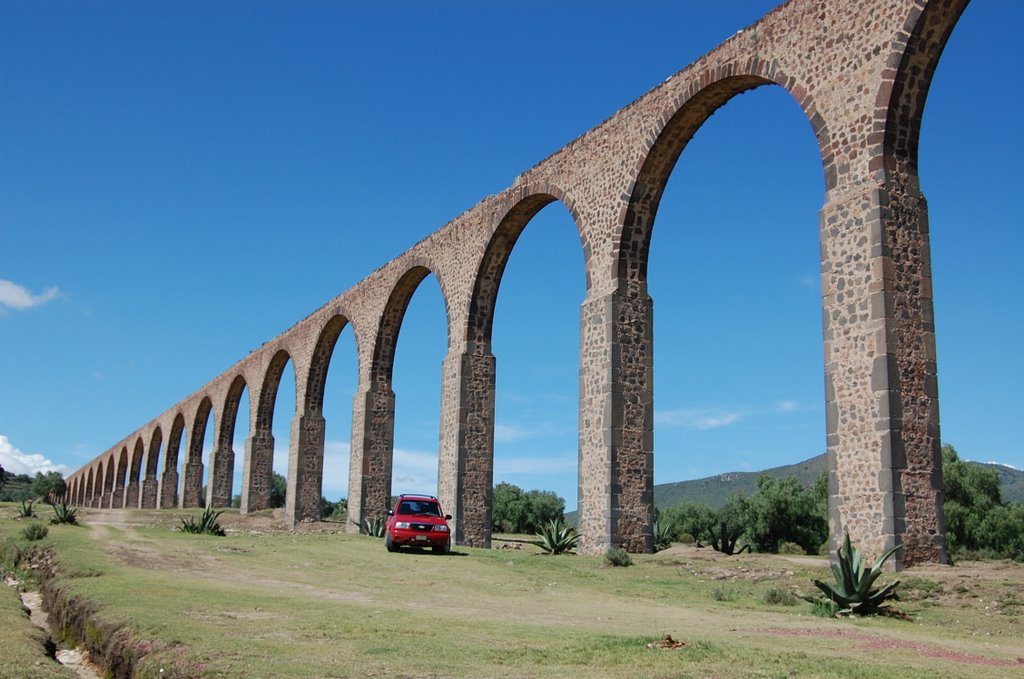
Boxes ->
[1,1,1021,510]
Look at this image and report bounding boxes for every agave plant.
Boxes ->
[180,507,227,536]
[653,520,674,552]
[813,533,900,615]
[50,502,79,525]
[16,500,36,519]
[526,519,579,554]
[355,516,386,538]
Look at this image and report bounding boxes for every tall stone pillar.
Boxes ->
[820,176,946,569]
[437,348,496,548]
[241,431,274,512]
[160,468,179,509]
[140,475,159,509]
[577,281,655,554]
[286,412,326,525]
[347,383,395,532]
[208,443,235,508]
[124,480,140,509]
[182,461,204,508]
[111,477,126,509]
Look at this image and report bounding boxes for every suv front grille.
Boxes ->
[411,523,433,531]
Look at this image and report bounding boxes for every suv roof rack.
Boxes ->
[398,493,438,500]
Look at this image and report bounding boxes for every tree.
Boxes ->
[942,444,1002,553]
[31,471,67,504]
[660,502,716,544]
[0,463,5,490]
[492,482,565,534]
[942,444,1023,560]
[270,472,287,508]
[739,474,827,555]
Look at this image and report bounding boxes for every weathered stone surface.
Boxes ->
[67,0,965,568]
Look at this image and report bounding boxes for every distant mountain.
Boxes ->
[567,454,1023,522]
[651,454,1024,509]
[653,455,827,510]
[977,461,1024,505]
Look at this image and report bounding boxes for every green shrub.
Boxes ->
[605,548,632,567]
[180,507,227,536]
[50,502,79,525]
[21,523,49,541]
[811,599,840,618]
[762,586,798,606]
[711,586,739,602]
[812,533,900,616]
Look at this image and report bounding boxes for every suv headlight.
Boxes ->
[433,525,449,532]
[395,522,410,529]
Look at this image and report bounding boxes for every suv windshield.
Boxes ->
[398,500,441,517]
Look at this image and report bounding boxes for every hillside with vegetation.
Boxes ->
[652,453,1023,510]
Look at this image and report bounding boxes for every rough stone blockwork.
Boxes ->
[67,0,967,568]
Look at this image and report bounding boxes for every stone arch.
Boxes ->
[620,72,829,286]
[209,375,246,508]
[126,438,144,508]
[162,413,187,508]
[102,454,115,507]
[182,396,214,507]
[85,468,95,506]
[306,315,352,415]
[257,351,292,433]
[467,186,584,349]
[285,315,355,522]
[111,447,129,508]
[438,188,586,547]
[352,265,450,521]
[242,350,293,512]
[877,0,971,186]
[142,427,162,508]
[372,264,451,384]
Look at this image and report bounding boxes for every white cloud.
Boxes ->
[774,400,799,413]
[655,408,741,430]
[986,461,1019,471]
[0,435,70,476]
[0,279,60,314]
[494,423,530,443]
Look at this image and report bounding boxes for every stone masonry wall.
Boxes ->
[66,0,965,568]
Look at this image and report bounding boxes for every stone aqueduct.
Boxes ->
[65,0,969,568]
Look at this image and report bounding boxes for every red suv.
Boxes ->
[384,494,452,554]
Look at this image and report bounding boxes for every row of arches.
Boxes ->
[64,0,969,567]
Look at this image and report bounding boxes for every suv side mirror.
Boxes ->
[444,514,452,521]
[387,509,394,516]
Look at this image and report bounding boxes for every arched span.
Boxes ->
[220,375,247,446]
[190,396,214,464]
[147,427,163,479]
[114,447,129,507]
[103,454,115,502]
[86,468,95,504]
[467,188,585,350]
[256,350,292,432]
[130,438,144,483]
[305,315,352,415]
[165,413,187,475]
[371,265,451,386]
[620,72,830,284]
[878,0,970,182]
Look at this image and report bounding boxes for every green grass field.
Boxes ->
[2,504,1023,678]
